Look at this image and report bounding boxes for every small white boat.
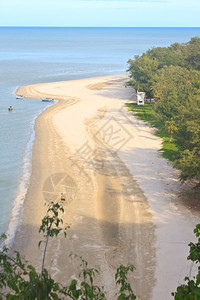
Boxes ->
[16,95,24,99]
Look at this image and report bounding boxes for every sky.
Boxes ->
[0,0,200,27]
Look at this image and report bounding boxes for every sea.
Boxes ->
[0,27,200,245]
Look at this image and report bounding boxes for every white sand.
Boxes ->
[15,75,199,299]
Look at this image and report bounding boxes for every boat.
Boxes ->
[16,95,24,99]
[42,98,54,102]
[8,106,13,111]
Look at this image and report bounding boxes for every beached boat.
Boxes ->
[42,99,54,102]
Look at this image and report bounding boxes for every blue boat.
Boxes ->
[42,99,54,102]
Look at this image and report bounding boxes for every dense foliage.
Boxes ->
[172,224,200,299]
[127,37,200,183]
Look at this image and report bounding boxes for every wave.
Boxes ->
[4,104,53,248]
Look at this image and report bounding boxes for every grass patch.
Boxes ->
[126,102,180,162]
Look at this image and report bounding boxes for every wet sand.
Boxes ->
[14,75,199,299]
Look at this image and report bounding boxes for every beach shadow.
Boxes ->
[96,82,136,102]
[11,211,156,300]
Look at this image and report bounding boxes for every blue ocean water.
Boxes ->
[0,27,200,242]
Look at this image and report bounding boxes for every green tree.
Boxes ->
[127,55,159,97]
[172,224,200,299]
[165,120,178,143]
[0,199,136,299]
[184,37,200,70]
[153,65,195,119]
[146,45,185,68]
[127,38,200,183]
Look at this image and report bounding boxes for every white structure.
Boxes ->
[136,91,145,105]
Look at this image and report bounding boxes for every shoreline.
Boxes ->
[13,75,200,299]
[4,103,55,248]
[5,111,36,248]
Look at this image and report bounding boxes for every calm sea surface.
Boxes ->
[0,27,200,243]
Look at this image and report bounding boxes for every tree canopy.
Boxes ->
[127,37,200,183]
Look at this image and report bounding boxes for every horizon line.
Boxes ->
[0,26,200,28]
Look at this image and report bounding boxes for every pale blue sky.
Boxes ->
[0,0,199,27]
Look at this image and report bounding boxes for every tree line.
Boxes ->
[127,37,200,184]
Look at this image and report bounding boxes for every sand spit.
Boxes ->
[14,75,199,299]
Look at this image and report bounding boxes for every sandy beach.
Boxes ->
[14,74,199,299]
